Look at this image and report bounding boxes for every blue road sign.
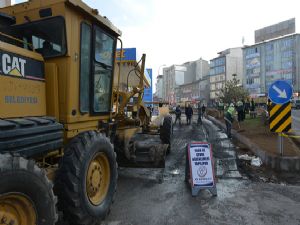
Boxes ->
[268,80,293,104]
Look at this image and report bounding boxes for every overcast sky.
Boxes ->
[83,0,300,89]
[15,0,300,89]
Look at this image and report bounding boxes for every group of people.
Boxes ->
[174,103,206,125]
[222,98,256,138]
[172,99,257,138]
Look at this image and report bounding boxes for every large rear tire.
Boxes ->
[160,115,173,154]
[0,154,57,225]
[55,131,117,225]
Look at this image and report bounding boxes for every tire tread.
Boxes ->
[55,131,117,225]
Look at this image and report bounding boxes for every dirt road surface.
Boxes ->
[102,117,300,225]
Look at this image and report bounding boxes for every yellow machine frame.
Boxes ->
[0,0,122,140]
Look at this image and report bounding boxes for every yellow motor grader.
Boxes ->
[0,1,172,225]
[113,53,173,166]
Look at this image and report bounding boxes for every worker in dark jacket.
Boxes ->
[201,104,206,118]
[186,104,193,125]
[250,99,256,118]
[197,103,202,125]
[174,105,182,125]
[236,100,244,122]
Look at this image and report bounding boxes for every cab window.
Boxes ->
[0,17,67,58]
[79,22,92,113]
[92,27,116,113]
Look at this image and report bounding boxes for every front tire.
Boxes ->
[0,154,57,225]
[55,131,117,225]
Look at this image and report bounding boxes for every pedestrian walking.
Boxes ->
[201,104,206,118]
[186,104,193,125]
[236,99,244,122]
[224,103,236,138]
[174,105,182,125]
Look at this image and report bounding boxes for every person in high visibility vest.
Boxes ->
[224,103,236,138]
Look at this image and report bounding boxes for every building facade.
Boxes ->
[154,75,163,101]
[162,65,186,103]
[199,76,210,105]
[182,58,209,84]
[0,0,11,8]
[175,81,199,103]
[243,34,300,97]
[175,75,210,104]
[209,47,243,101]
[164,58,209,104]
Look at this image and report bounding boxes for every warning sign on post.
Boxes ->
[188,142,215,188]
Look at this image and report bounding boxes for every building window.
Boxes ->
[282,50,293,59]
[281,38,294,49]
[282,61,293,69]
[282,73,292,80]
[266,64,274,72]
[211,84,215,90]
[265,55,274,64]
[265,43,273,52]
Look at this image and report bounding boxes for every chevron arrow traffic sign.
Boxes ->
[268,101,292,133]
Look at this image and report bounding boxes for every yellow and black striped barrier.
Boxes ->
[268,102,292,133]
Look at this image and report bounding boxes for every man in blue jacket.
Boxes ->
[174,105,182,125]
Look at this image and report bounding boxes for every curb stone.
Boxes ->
[207,115,300,172]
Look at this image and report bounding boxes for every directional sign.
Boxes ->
[268,80,293,105]
[268,101,292,133]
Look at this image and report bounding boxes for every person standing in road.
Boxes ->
[236,99,244,122]
[174,105,182,125]
[224,103,236,138]
[218,101,224,118]
[186,104,193,125]
[197,103,202,125]
[250,98,256,118]
[201,104,206,118]
[242,99,246,120]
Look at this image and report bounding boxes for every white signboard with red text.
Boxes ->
[187,142,217,196]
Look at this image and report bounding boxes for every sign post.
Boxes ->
[186,142,217,197]
[268,80,293,156]
[278,133,283,156]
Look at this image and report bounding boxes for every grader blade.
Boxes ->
[118,134,168,168]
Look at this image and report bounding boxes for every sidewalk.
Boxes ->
[207,108,300,172]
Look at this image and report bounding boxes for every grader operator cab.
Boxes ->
[0,1,172,225]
